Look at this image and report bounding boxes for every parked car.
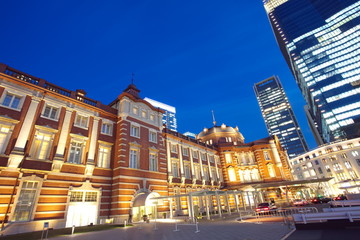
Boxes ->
[310,197,332,204]
[333,194,347,201]
[255,202,277,214]
[293,199,309,206]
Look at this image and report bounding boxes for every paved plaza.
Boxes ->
[49,219,293,240]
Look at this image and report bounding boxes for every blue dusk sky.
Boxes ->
[0,0,317,148]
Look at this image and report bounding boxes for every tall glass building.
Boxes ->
[254,76,309,158]
[263,0,360,144]
[144,97,177,131]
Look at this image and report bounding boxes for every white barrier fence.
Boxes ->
[174,217,200,233]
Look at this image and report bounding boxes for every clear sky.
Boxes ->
[0,0,317,148]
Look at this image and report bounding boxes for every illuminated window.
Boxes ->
[150,114,155,121]
[228,167,236,181]
[13,181,39,221]
[194,165,201,179]
[132,107,138,115]
[203,167,210,181]
[345,161,352,169]
[352,151,359,157]
[333,163,342,171]
[68,140,85,164]
[141,110,147,118]
[30,132,53,160]
[349,171,358,179]
[0,124,12,154]
[225,153,232,164]
[267,163,275,177]
[97,145,111,168]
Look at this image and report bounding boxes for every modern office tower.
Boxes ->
[263,0,360,144]
[254,76,309,158]
[144,97,177,131]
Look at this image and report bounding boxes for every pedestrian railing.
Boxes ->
[174,217,200,233]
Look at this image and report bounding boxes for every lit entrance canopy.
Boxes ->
[150,189,243,200]
[250,178,333,189]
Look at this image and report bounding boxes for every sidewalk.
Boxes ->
[49,219,292,240]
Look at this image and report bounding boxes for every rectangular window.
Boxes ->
[184,164,191,179]
[149,153,157,171]
[203,167,209,181]
[325,165,331,172]
[349,171,358,179]
[130,125,140,138]
[85,192,97,202]
[30,133,52,160]
[68,141,84,164]
[345,161,352,169]
[356,159,360,167]
[149,131,157,143]
[13,181,39,221]
[150,114,155,121]
[129,149,139,169]
[97,145,111,168]
[132,107,138,115]
[211,168,217,181]
[333,163,342,171]
[194,165,201,179]
[74,114,88,128]
[171,144,178,153]
[225,153,232,164]
[0,124,11,154]
[42,105,58,120]
[141,110,147,118]
[2,93,21,109]
[101,123,112,135]
[318,167,323,174]
[172,162,179,177]
[200,153,206,161]
[192,150,199,159]
[209,155,215,163]
[264,151,271,160]
[182,147,189,156]
[70,191,84,202]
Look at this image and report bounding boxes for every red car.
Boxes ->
[255,203,277,214]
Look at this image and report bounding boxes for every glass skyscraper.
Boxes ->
[144,97,177,131]
[254,76,309,158]
[263,0,360,144]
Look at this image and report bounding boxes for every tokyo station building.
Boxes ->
[0,63,293,234]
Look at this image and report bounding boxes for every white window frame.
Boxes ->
[0,123,14,154]
[172,162,179,177]
[149,152,158,171]
[184,164,191,179]
[130,124,140,138]
[101,122,113,136]
[149,130,157,143]
[97,144,111,168]
[42,104,59,120]
[182,147,189,156]
[1,91,23,110]
[129,148,139,169]
[30,131,54,160]
[68,139,85,164]
[74,114,89,129]
[171,144,178,153]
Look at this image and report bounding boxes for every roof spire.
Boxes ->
[211,110,216,126]
[131,72,135,84]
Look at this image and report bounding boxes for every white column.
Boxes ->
[87,118,99,163]
[206,195,210,220]
[14,98,40,151]
[8,97,40,168]
[179,145,184,175]
[55,108,73,158]
[234,193,240,213]
[215,191,222,217]
[169,198,173,219]
[270,140,282,166]
[225,192,231,215]
[166,141,172,175]
[189,149,195,178]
